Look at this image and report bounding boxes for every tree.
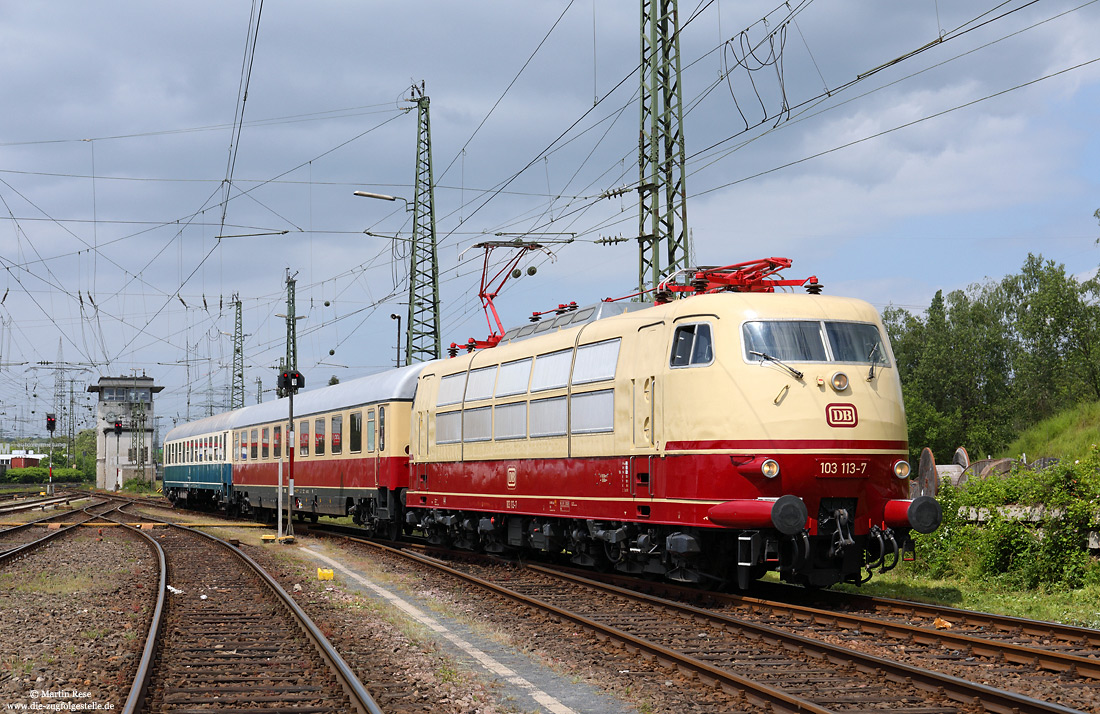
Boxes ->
[328,375,340,386]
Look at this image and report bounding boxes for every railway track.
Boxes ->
[310,525,1089,714]
[526,564,1100,693]
[0,491,79,516]
[110,505,382,714]
[0,500,120,565]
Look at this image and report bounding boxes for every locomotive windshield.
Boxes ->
[743,320,888,365]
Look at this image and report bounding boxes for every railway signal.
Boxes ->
[277,370,304,394]
[46,413,56,432]
[113,420,122,435]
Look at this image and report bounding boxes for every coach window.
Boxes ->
[250,429,258,460]
[299,421,309,457]
[378,407,386,452]
[315,418,326,456]
[349,412,362,453]
[233,433,239,462]
[670,323,713,367]
[273,426,282,459]
[366,410,376,452]
[331,415,343,454]
[262,428,270,459]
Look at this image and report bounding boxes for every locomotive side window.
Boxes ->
[436,410,461,444]
[299,421,309,456]
[250,429,258,460]
[366,410,376,451]
[572,338,621,383]
[670,323,713,367]
[332,414,343,454]
[463,406,492,442]
[465,366,497,401]
[743,321,826,362]
[349,412,362,453]
[315,418,326,456]
[530,396,567,437]
[493,402,527,440]
[571,390,615,433]
[437,374,465,406]
[496,358,532,396]
[531,349,572,391]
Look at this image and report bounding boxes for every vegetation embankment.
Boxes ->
[843,448,1100,627]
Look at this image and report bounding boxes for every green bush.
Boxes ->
[914,447,1100,590]
[3,466,86,484]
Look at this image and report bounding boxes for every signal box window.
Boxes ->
[299,421,309,457]
[332,415,343,454]
[261,428,270,459]
[250,429,258,460]
[273,426,282,459]
[670,323,713,367]
[315,418,326,456]
[366,410,376,452]
[349,412,362,453]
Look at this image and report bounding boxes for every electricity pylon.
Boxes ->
[638,0,690,296]
[407,82,442,363]
[231,293,245,409]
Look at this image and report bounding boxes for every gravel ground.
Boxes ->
[246,542,513,713]
[248,535,755,714]
[0,529,156,709]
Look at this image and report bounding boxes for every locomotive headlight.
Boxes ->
[761,459,780,478]
[893,460,911,479]
[831,371,849,391]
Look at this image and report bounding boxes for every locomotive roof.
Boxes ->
[164,361,430,440]
[499,301,653,344]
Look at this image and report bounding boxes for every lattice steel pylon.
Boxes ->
[638,0,690,296]
[230,293,244,409]
[276,269,301,398]
[406,83,442,363]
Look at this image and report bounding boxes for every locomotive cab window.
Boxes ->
[742,320,889,365]
[670,323,713,367]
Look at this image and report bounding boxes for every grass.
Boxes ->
[834,562,1100,629]
[1000,399,1100,461]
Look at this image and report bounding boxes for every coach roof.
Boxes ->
[165,362,430,441]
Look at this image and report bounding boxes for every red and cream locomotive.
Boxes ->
[164,259,941,588]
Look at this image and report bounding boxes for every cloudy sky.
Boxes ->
[1,0,1098,438]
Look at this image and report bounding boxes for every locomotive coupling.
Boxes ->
[883,495,942,533]
[707,495,809,535]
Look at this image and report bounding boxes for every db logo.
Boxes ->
[826,403,858,427]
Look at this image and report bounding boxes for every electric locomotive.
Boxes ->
[163,259,941,589]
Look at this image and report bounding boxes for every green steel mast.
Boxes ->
[407,83,442,363]
[230,292,244,409]
[638,0,690,296]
